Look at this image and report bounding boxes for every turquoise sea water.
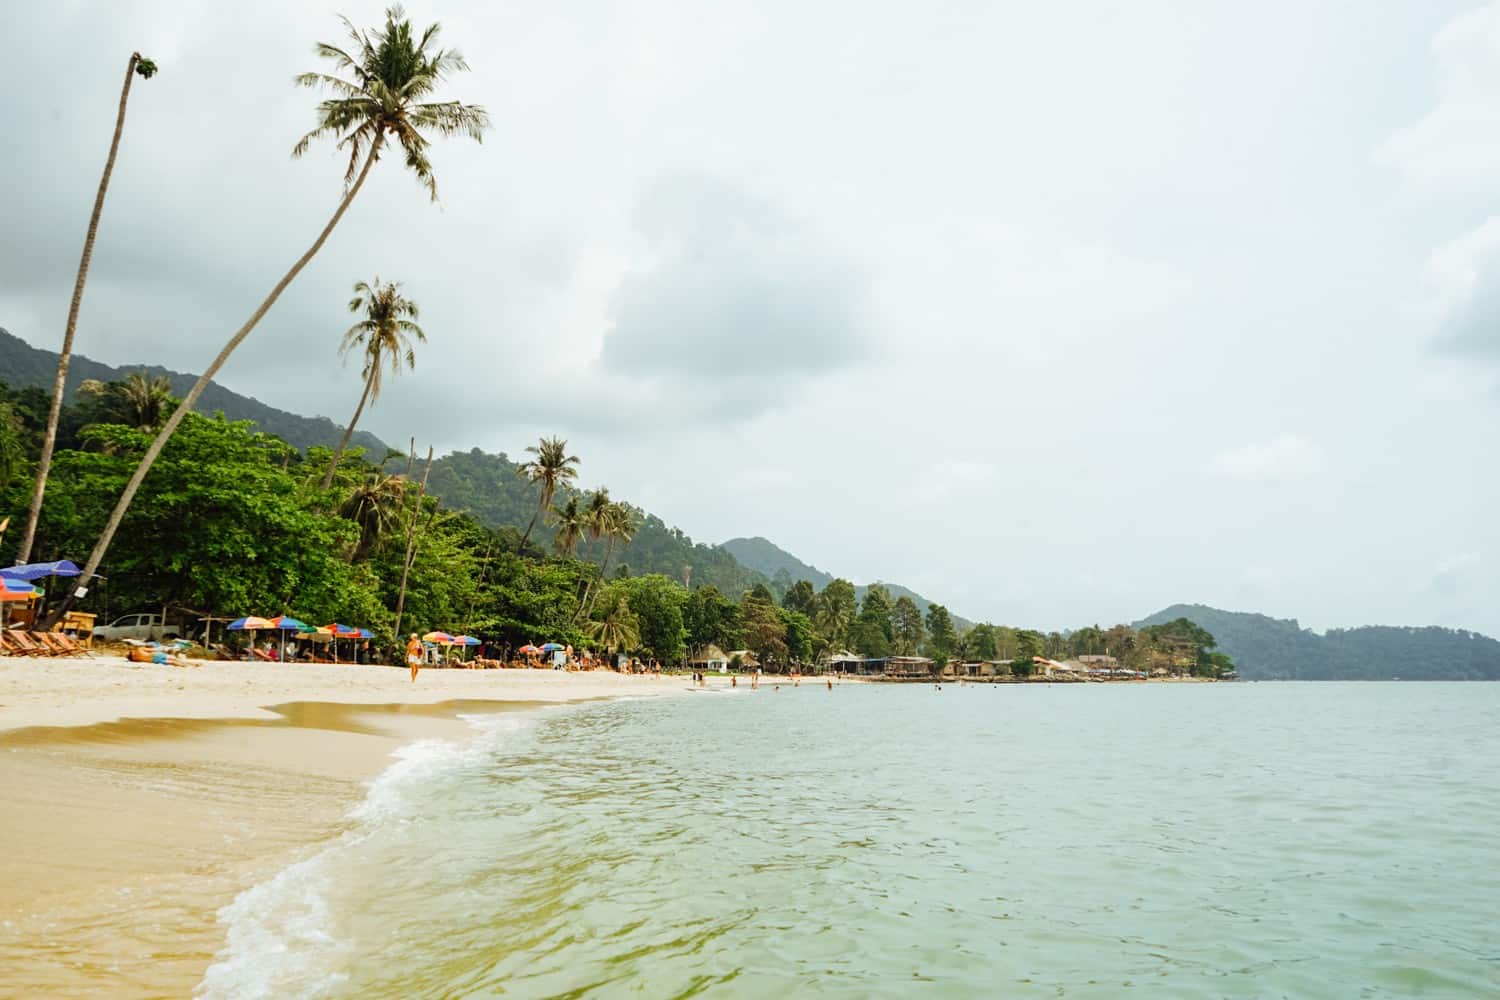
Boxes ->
[199,683,1500,998]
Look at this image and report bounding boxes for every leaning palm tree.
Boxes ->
[517,436,579,548]
[48,7,487,627]
[549,495,588,557]
[17,52,156,565]
[321,277,424,488]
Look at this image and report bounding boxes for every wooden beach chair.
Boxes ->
[6,630,50,656]
[48,631,95,658]
[31,632,76,657]
[1,629,41,656]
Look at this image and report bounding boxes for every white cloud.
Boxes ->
[1383,2,1500,191]
[1208,435,1325,482]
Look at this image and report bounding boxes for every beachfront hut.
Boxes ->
[879,655,935,678]
[825,651,866,674]
[688,644,730,672]
[726,650,760,670]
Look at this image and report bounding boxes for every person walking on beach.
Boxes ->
[406,633,423,683]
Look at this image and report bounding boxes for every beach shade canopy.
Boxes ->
[0,578,37,602]
[517,644,541,654]
[266,616,309,631]
[352,627,374,639]
[228,616,274,631]
[452,635,481,646]
[322,623,362,638]
[0,560,81,582]
[423,631,455,644]
[296,627,334,641]
[540,642,565,652]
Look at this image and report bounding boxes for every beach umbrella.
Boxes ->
[262,616,308,660]
[452,635,480,646]
[0,559,81,582]
[518,643,540,654]
[540,642,564,652]
[423,631,455,644]
[227,616,273,630]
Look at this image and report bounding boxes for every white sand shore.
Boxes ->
[0,657,691,995]
[0,655,685,732]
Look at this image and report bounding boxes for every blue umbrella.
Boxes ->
[540,642,564,652]
[1,560,81,582]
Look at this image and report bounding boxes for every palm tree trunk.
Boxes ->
[519,499,543,550]
[392,446,434,642]
[578,535,617,621]
[43,137,384,629]
[18,53,143,566]
[321,369,375,489]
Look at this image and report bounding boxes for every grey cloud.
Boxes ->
[1437,266,1500,357]
[600,174,868,378]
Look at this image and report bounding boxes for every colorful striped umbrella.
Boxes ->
[227,616,273,630]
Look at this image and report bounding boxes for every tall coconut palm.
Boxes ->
[17,52,156,566]
[581,501,637,618]
[48,7,487,627]
[549,495,588,557]
[517,436,579,548]
[321,277,424,489]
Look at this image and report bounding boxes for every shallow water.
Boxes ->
[200,683,1500,998]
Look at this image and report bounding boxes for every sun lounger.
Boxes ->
[5,630,49,656]
[1,629,42,656]
[31,632,77,657]
[47,631,95,658]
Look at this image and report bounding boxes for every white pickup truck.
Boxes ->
[92,613,180,643]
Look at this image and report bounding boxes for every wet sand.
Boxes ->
[0,659,688,997]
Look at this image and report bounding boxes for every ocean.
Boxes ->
[198,682,1500,998]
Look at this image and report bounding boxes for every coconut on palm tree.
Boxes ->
[517,436,579,549]
[321,278,424,489]
[48,7,487,628]
[17,52,156,565]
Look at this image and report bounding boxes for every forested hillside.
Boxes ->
[1137,604,1500,680]
[721,536,968,627]
[0,328,386,454]
[424,449,766,596]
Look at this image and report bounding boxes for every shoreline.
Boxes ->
[0,657,692,996]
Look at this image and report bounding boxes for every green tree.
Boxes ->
[684,584,740,653]
[814,578,857,650]
[1012,630,1044,676]
[548,495,587,556]
[964,622,998,660]
[924,603,957,666]
[782,579,817,616]
[892,595,925,655]
[518,436,579,549]
[322,277,424,488]
[19,51,156,565]
[740,588,789,669]
[779,608,813,665]
[53,7,487,628]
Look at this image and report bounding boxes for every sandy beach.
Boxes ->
[0,657,689,997]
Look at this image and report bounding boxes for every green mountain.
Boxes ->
[721,535,969,627]
[1137,603,1500,681]
[0,327,387,454]
[424,449,767,597]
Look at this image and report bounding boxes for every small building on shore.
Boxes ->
[689,644,730,672]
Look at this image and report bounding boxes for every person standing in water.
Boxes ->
[406,633,423,683]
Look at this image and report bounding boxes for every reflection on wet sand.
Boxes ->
[0,700,532,998]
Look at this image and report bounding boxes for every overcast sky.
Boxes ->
[8,0,1500,634]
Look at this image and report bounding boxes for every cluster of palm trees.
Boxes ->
[515,435,638,620]
[24,7,489,628]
